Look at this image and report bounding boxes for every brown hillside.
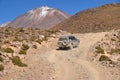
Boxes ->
[53,3,120,33]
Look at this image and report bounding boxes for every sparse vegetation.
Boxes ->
[13,36,21,42]
[21,44,29,51]
[0,27,58,69]
[3,40,10,44]
[0,27,56,45]
[19,49,27,55]
[0,56,3,62]
[0,64,4,71]
[32,45,37,49]
[18,28,24,32]
[99,55,111,61]
[46,30,59,34]
[19,44,29,55]
[5,29,9,32]
[4,48,14,53]
[42,36,48,41]
[111,38,116,41]
[95,46,104,54]
[110,48,120,54]
[10,56,27,67]
[35,39,42,44]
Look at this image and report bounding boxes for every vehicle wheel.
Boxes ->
[62,41,67,46]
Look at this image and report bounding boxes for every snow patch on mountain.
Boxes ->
[28,6,54,18]
[0,22,10,27]
[29,10,34,14]
[39,6,53,17]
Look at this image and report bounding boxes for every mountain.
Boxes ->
[0,22,11,27]
[8,6,69,29]
[53,3,120,33]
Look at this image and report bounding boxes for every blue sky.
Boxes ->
[0,0,119,24]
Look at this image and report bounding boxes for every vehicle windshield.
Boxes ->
[69,36,76,40]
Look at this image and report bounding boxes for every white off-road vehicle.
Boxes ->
[57,35,80,49]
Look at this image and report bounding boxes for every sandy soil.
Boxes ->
[0,32,120,80]
[43,32,107,80]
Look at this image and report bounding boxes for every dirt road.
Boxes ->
[44,32,107,80]
[1,32,108,80]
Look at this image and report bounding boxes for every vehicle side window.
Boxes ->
[59,37,68,41]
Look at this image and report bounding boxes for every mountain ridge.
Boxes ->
[53,3,120,33]
[6,6,70,29]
